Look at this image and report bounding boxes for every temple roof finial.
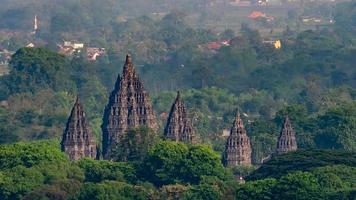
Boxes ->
[125,54,132,64]
[235,109,244,128]
[176,91,181,101]
[75,94,80,104]
[284,115,291,128]
[123,54,134,74]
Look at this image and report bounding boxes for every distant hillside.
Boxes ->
[248,149,356,180]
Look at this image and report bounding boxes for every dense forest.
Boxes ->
[0,141,355,199]
[0,0,355,199]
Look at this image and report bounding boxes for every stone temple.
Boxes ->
[276,116,297,154]
[223,111,252,167]
[102,54,158,159]
[61,96,97,160]
[164,91,196,143]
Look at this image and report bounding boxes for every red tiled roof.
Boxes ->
[248,11,266,19]
[207,42,222,50]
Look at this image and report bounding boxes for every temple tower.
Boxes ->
[61,96,97,160]
[102,54,158,159]
[276,116,297,154]
[223,110,252,167]
[164,91,196,143]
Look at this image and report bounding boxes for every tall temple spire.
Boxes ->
[123,54,135,76]
[102,54,158,159]
[223,109,252,167]
[61,95,97,161]
[276,116,297,154]
[164,91,196,143]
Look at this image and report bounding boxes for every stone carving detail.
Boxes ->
[164,91,196,143]
[277,116,297,154]
[224,111,252,167]
[102,54,158,159]
[61,96,97,160]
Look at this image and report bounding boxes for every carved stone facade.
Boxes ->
[276,116,297,154]
[164,91,196,143]
[102,54,158,159]
[61,96,97,161]
[224,111,252,167]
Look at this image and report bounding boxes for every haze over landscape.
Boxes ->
[0,0,355,199]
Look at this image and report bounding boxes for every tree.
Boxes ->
[4,48,76,95]
[24,179,82,200]
[141,141,228,186]
[159,184,190,200]
[78,159,136,183]
[0,140,67,169]
[140,141,189,186]
[311,165,356,190]
[274,104,309,128]
[0,166,45,199]
[183,145,226,184]
[0,107,19,144]
[274,171,323,200]
[236,178,277,200]
[0,140,84,200]
[248,150,356,180]
[315,103,356,151]
[77,181,150,200]
[182,181,222,200]
[112,127,158,162]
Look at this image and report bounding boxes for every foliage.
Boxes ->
[182,182,222,200]
[77,181,150,200]
[0,1,355,199]
[0,90,74,143]
[0,141,355,199]
[236,178,277,200]
[24,179,82,200]
[112,127,158,162]
[238,171,345,200]
[140,141,228,186]
[0,140,66,169]
[4,48,75,95]
[248,149,356,180]
[273,171,323,200]
[0,140,84,200]
[140,140,189,186]
[182,176,233,200]
[184,145,228,183]
[78,158,136,184]
[315,103,356,151]
[158,184,190,200]
[311,165,356,190]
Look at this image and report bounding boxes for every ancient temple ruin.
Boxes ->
[276,116,298,154]
[102,54,158,159]
[61,96,97,161]
[223,111,252,167]
[164,91,196,143]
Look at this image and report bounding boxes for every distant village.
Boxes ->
[0,40,106,76]
[0,0,336,77]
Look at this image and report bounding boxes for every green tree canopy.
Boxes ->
[4,47,75,95]
[141,141,228,186]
